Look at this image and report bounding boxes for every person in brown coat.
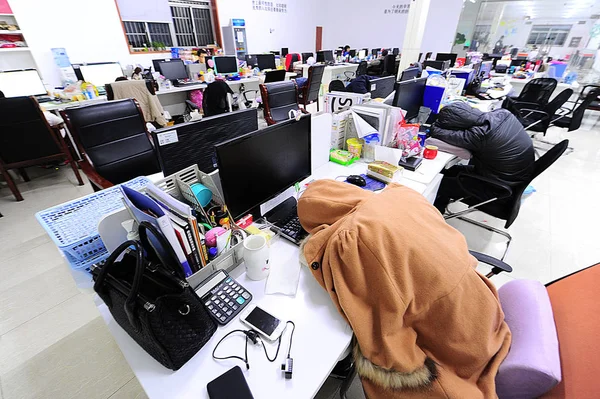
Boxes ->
[298,180,511,398]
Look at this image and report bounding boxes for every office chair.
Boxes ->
[298,64,325,112]
[573,84,600,111]
[259,81,307,125]
[513,89,573,137]
[105,79,155,99]
[328,80,346,93]
[105,79,167,127]
[553,88,600,132]
[343,61,367,81]
[0,96,84,201]
[381,55,396,77]
[443,140,569,261]
[284,53,301,72]
[202,81,234,117]
[504,78,558,114]
[263,69,287,83]
[61,99,160,190]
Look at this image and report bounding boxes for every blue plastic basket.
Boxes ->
[36,177,150,270]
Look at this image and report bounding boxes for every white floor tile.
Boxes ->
[108,378,148,399]
[0,293,100,375]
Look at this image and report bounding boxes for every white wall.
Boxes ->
[216,0,319,54]
[421,0,463,55]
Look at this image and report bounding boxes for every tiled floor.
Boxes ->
[0,113,598,399]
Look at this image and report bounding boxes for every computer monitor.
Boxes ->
[281,48,289,57]
[392,48,400,56]
[256,54,276,70]
[158,59,188,80]
[245,54,259,68]
[392,76,427,121]
[400,67,420,81]
[78,62,124,87]
[216,116,311,220]
[270,51,280,56]
[372,48,381,56]
[349,49,356,58]
[358,49,367,60]
[0,69,47,98]
[335,49,343,57]
[213,56,239,75]
[152,58,177,75]
[152,109,258,175]
[435,53,458,66]
[301,52,313,62]
[480,61,493,79]
[316,50,334,63]
[370,76,396,99]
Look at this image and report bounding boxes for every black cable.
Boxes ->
[212,321,296,369]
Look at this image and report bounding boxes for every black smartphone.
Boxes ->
[207,366,254,399]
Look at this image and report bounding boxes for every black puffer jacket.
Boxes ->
[431,102,535,187]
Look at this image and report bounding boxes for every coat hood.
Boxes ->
[298,180,374,234]
[436,101,486,130]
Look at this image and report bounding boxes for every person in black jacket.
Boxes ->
[431,101,535,214]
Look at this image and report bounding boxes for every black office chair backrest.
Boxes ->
[503,140,568,228]
[382,55,396,76]
[305,65,326,104]
[568,88,600,131]
[203,81,233,117]
[260,81,300,124]
[0,96,61,165]
[328,80,346,93]
[264,69,287,83]
[545,89,574,118]
[356,61,368,77]
[519,78,557,105]
[61,99,159,184]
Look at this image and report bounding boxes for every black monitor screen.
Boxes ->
[435,53,458,66]
[400,67,420,81]
[372,48,381,56]
[214,56,239,74]
[392,77,428,121]
[317,50,334,63]
[302,52,313,61]
[393,48,400,56]
[216,116,312,219]
[256,54,276,70]
[349,49,356,57]
[245,54,259,68]
[153,58,176,74]
[370,76,396,99]
[159,59,188,80]
[152,109,258,175]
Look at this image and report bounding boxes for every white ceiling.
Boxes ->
[476,0,600,22]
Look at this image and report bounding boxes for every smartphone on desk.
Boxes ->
[240,305,285,342]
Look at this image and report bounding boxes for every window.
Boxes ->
[120,0,216,50]
[527,25,572,47]
[170,0,215,47]
[123,21,173,48]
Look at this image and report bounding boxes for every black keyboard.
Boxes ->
[36,96,53,103]
[174,80,203,87]
[276,208,308,244]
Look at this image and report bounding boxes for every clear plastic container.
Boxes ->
[362,134,380,163]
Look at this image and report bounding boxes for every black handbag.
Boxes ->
[93,221,217,370]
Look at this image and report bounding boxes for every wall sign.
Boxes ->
[252,0,288,13]
[569,37,582,48]
[384,3,411,15]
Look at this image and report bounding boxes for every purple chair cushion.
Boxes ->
[496,280,561,399]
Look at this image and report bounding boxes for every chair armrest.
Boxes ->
[457,173,513,202]
[511,101,543,110]
[469,250,513,275]
[78,160,113,189]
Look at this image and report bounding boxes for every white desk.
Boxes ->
[41,96,108,112]
[299,63,358,85]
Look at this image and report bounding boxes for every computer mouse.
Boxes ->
[346,175,366,187]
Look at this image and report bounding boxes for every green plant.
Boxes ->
[152,41,166,50]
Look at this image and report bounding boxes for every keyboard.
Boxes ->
[195,270,252,325]
[174,80,203,87]
[36,96,53,103]
[275,206,308,244]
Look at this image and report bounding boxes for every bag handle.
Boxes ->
[138,221,186,280]
[94,240,146,331]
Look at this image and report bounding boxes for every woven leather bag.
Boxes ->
[93,221,216,370]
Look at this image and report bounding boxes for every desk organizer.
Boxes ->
[36,177,151,270]
[152,165,244,287]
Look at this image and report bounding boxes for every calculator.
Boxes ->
[194,270,252,325]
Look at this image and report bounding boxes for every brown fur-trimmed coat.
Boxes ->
[298,180,511,398]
